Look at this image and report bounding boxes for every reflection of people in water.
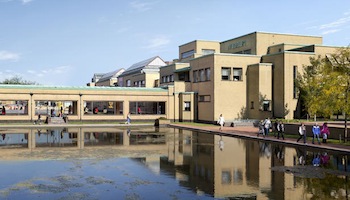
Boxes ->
[274,145,284,162]
[296,148,306,166]
[312,153,321,166]
[127,129,131,137]
[37,129,42,137]
[218,135,224,151]
[259,142,271,158]
[320,152,330,165]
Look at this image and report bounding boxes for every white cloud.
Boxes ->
[319,16,350,30]
[144,36,170,49]
[0,51,20,61]
[39,65,70,75]
[129,1,154,12]
[21,0,33,4]
[321,29,340,35]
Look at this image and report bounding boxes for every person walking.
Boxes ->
[263,118,271,137]
[257,120,265,137]
[312,123,321,144]
[321,122,330,143]
[277,121,285,140]
[217,114,225,131]
[297,123,307,144]
[2,106,5,115]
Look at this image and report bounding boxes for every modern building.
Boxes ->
[0,31,344,123]
[159,32,340,123]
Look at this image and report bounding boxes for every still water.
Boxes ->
[0,126,349,200]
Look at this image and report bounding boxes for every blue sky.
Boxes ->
[0,0,350,86]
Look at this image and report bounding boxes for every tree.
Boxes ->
[297,46,350,142]
[0,75,38,85]
[324,47,350,142]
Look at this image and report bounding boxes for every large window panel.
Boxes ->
[0,100,28,115]
[35,100,77,116]
[84,101,123,115]
[129,102,165,114]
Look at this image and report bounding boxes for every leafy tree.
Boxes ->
[0,75,38,85]
[297,47,350,142]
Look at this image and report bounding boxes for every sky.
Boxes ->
[0,0,350,86]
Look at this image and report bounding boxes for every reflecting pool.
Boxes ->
[0,126,350,199]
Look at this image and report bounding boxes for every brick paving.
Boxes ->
[169,124,350,153]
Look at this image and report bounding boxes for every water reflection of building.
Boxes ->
[2,127,350,199]
[159,129,350,199]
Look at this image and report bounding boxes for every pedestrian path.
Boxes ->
[169,124,350,153]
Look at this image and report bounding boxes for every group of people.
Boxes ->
[257,118,285,139]
[218,115,332,145]
[297,122,330,144]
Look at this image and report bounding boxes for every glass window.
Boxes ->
[166,76,170,82]
[129,102,165,114]
[0,100,29,115]
[263,100,270,111]
[205,68,211,81]
[199,69,205,82]
[184,102,191,111]
[179,73,185,81]
[233,68,242,81]
[181,50,195,59]
[170,75,174,82]
[84,101,123,115]
[293,65,298,99]
[193,70,198,83]
[222,171,232,184]
[199,95,211,102]
[126,80,131,87]
[35,100,77,116]
[141,80,145,87]
[221,67,231,80]
[202,49,215,55]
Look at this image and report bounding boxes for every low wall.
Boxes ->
[284,123,347,141]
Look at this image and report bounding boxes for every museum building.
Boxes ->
[0,32,342,123]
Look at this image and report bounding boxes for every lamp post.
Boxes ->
[79,93,82,121]
[30,92,33,122]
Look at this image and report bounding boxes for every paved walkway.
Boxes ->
[169,124,350,153]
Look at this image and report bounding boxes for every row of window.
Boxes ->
[181,49,215,59]
[193,68,211,83]
[221,67,243,81]
[134,80,145,87]
[161,74,174,83]
[0,100,166,116]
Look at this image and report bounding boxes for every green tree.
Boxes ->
[324,47,350,142]
[0,75,38,85]
[296,55,325,118]
[297,47,350,142]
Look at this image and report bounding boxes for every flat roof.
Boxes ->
[220,31,322,44]
[0,84,168,92]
